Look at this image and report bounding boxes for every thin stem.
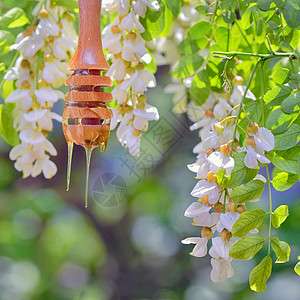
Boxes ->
[213,50,294,59]
[231,59,260,149]
[227,23,230,52]
[279,9,285,41]
[211,0,219,22]
[266,165,272,254]
[0,51,18,92]
[266,36,275,55]
[236,21,253,52]
[260,60,265,126]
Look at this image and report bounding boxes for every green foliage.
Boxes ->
[230,180,265,204]
[172,54,204,79]
[165,0,181,17]
[295,261,300,276]
[0,7,29,28]
[217,153,258,188]
[266,146,300,174]
[249,255,272,293]
[232,209,266,237]
[272,205,289,228]
[271,237,290,263]
[140,0,166,41]
[264,85,293,107]
[283,0,300,28]
[274,124,300,150]
[282,92,300,114]
[272,167,299,191]
[0,103,19,146]
[266,107,298,134]
[0,30,15,55]
[229,236,266,260]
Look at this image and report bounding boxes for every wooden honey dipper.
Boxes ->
[62,0,113,207]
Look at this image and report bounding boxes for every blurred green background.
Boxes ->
[0,66,299,300]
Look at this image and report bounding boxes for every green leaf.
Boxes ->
[232,209,267,238]
[274,124,300,150]
[178,37,208,55]
[266,146,300,174]
[294,261,300,276]
[230,180,265,204]
[264,85,293,107]
[0,103,19,146]
[53,0,78,12]
[249,255,272,293]
[271,237,290,263]
[166,0,181,17]
[229,236,265,260]
[257,0,275,11]
[0,30,15,56]
[272,168,298,191]
[266,107,298,134]
[188,21,212,40]
[272,205,289,228]
[0,7,29,28]
[290,74,300,85]
[189,70,210,105]
[216,152,258,188]
[272,68,290,85]
[140,0,165,41]
[283,0,300,28]
[239,100,262,131]
[172,54,204,79]
[282,92,300,114]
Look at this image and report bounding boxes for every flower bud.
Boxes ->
[244,136,256,148]
[132,129,141,136]
[38,79,48,88]
[207,172,217,183]
[111,25,120,34]
[232,75,244,85]
[62,11,75,22]
[199,195,209,206]
[205,110,214,118]
[201,227,214,239]
[137,63,144,70]
[126,66,135,74]
[21,59,30,69]
[39,9,48,19]
[220,142,231,155]
[136,101,145,110]
[237,205,246,214]
[21,81,31,89]
[247,122,259,134]
[214,202,224,213]
[220,229,232,241]
[214,122,224,133]
[126,32,136,40]
[227,201,237,213]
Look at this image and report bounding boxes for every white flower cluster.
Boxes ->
[4,4,76,178]
[182,83,275,282]
[102,0,160,156]
[154,1,199,114]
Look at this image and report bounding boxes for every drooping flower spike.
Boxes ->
[63,0,113,207]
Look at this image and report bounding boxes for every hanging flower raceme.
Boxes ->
[102,0,159,156]
[154,1,199,114]
[182,82,275,283]
[4,3,77,178]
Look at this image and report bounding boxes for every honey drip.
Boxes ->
[63,0,113,206]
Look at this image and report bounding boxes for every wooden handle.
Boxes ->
[68,0,109,71]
